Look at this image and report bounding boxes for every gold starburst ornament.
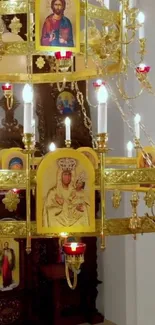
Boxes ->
[9,16,22,35]
[36,56,46,70]
[2,190,20,212]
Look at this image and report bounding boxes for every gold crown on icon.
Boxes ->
[58,158,77,171]
[76,171,86,183]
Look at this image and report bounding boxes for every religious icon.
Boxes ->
[2,148,26,170]
[56,91,76,114]
[77,147,99,169]
[36,148,95,234]
[35,0,80,52]
[138,146,155,189]
[0,239,19,291]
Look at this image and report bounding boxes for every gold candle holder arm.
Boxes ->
[23,133,34,254]
[96,133,108,249]
[65,262,78,290]
[129,191,141,239]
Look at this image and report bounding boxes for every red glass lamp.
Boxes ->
[136,65,150,73]
[54,50,73,72]
[2,83,13,110]
[93,79,106,89]
[63,242,86,290]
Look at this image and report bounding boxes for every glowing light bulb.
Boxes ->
[65,117,71,126]
[65,117,71,141]
[137,12,145,24]
[22,84,33,103]
[97,85,108,104]
[49,142,56,152]
[71,243,78,252]
[134,114,141,124]
[60,232,68,238]
[127,141,133,157]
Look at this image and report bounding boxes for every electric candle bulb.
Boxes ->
[49,142,56,152]
[23,84,33,134]
[71,243,78,252]
[137,12,145,24]
[97,85,108,134]
[60,50,66,57]
[127,141,133,157]
[134,114,141,139]
[104,0,109,9]
[137,12,145,39]
[22,84,33,103]
[65,117,71,141]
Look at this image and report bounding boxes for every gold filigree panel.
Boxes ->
[1,217,155,238]
[80,1,120,22]
[104,168,155,185]
[0,1,119,22]
[0,170,35,189]
[0,168,155,190]
[0,63,120,83]
[0,1,29,14]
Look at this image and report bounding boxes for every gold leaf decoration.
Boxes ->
[144,188,155,208]
[35,56,46,70]
[2,190,20,212]
[9,16,22,35]
[111,189,121,208]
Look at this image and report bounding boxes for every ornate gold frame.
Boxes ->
[0,1,121,82]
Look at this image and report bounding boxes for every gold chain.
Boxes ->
[107,83,154,167]
[74,82,97,148]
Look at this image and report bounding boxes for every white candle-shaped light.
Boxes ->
[60,50,66,57]
[71,243,78,252]
[49,142,56,152]
[65,117,71,141]
[127,141,133,157]
[97,85,108,134]
[104,0,109,9]
[137,12,145,39]
[134,114,141,139]
[22,84,33,134]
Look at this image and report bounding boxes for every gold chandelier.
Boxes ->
[0,0,155,290]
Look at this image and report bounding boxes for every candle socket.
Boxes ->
[23,133,34,151]
[65,140,71,148]
[134,138,140,149]
[96,133,108,153]
[65,254,85,272]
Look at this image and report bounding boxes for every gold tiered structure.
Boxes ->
[0,0,155,289]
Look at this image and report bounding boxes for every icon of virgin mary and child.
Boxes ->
[41,0,74,47]
[42,158,90,228]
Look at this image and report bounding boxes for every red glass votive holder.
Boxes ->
[93,80,106,89]
[136,66,150,74]
[2,83,12,91]
[54,51,73,60]
[63,242,86,256]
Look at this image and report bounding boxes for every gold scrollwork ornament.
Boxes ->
[111,189,122,208]
[9,16,22,35]
[2,190,20,212]
[144,188,155,208]
[35,56,46,70]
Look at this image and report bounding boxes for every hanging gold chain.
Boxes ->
[74,81,97,148]
[107,83,154,167]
